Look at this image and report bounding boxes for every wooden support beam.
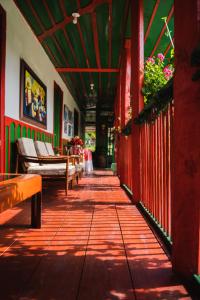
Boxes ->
[131,0,144,203]
[56,68,119,73]
[172,0,200,280]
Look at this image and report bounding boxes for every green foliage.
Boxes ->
[135,78,173,125]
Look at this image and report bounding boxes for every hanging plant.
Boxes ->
[134,77,173,125]
[142,53,174,105]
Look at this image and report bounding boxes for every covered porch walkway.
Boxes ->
[0,171,190,300]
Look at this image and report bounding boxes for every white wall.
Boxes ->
[0,0,79,138]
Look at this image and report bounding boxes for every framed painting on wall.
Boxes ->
[20,59,47,129]
[64,104,69,122]
[68,124,72,137]
[64,121,68,134]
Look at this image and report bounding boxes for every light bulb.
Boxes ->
[72,12,80,25]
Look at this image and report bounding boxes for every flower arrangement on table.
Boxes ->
[142,52,174,105]
[66,136,84,155]
[68,136,84,146]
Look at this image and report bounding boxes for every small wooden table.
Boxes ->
[0,174,42,228]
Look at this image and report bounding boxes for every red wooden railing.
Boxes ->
[116,103,173,238]
[117,134,132,192]
[140,104,173,237]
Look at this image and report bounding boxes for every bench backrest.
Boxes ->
[35,141,49,157]
[18,137,39,167]
[45,142,55,156]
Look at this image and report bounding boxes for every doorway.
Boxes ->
[53,82,63,151]
[0,5,6,172]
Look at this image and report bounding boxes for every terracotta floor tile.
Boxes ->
[0,171,191,299]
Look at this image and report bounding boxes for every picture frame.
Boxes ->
[64,121,68,134]
[20,59,47,129]
[68,109,73,123]
[64,104,69,122]
[68,124,72,137]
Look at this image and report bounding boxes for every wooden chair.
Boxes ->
[16,138,77,195]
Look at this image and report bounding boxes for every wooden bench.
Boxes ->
[0,174,42,228]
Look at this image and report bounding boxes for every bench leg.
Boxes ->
[31,192,42,228]
[65,178,68,195]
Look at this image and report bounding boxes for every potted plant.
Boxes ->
[142,53,174,106]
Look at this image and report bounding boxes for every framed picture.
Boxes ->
[64,121,68,134]
[64,104,69,122]
[68,109,73,123]
[68,124,72,137]
[20,59,47,129]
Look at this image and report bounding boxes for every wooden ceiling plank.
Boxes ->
[150,5,174,57]
[38,0,109,42]
[27,0,46,32]
[77,22,93,83]
[56,68,119,72]
[144,0,160,43]
[117,0,130,68]
[42,0,55,25]
[92,12,101,68]
[43,43,74,96]
[59,0,67,18]
[58,2,87,98]
[43,1,83,103]
[62,29,88,97]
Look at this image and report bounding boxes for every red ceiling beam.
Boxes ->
[107,0,113,91]
[38,0,109,42]
[150,5,174,57]
[56,68,119,73]
[144,0,160,42]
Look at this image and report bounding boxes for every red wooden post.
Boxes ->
[172,0,200,278]
[0,5,6,173]
[131,0,144,202]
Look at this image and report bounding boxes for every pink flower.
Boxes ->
[163,66,173,79]
[157,53,165,62]
[146,57,155,64]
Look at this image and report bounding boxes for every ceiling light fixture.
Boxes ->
[72,12,80,24]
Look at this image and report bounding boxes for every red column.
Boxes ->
[131,0,144,202]
[0,6,6,173]
[172,0,200,278]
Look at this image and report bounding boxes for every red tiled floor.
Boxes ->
[0,170,191,299]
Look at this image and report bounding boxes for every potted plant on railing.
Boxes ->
[133,51,174,124]
[142,52,174,105]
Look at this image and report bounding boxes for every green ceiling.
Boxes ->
[14,0,174,112]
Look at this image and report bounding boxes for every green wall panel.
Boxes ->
[22,127,27,137]
[27,128,31,138]
[10,123,16,173]
[5,126,9,173]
